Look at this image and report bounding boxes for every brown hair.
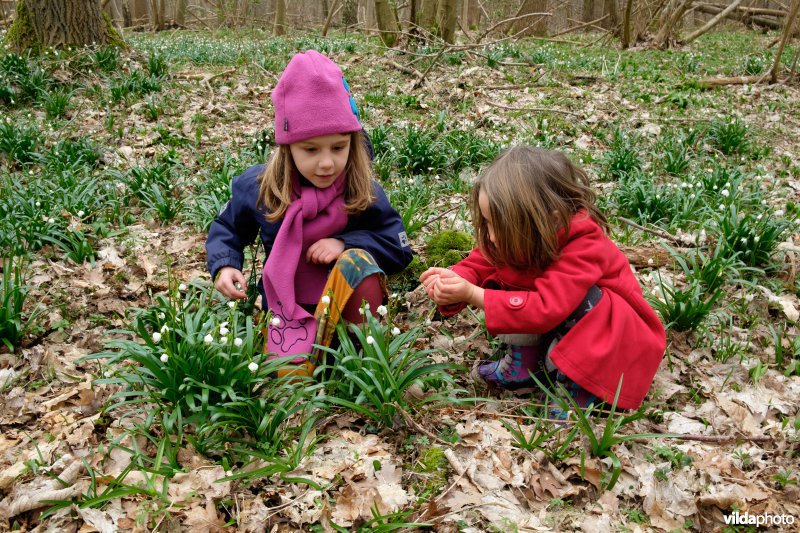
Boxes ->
[257,131,375,222]
[471,145,609,272]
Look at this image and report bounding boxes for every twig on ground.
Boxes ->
[617,217,683,245]
[484,100,583,117]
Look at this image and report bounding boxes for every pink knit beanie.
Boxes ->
[272,50,362,145]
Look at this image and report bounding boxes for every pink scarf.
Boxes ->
[263,172,348,361]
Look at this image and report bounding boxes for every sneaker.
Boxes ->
[474,345,540,390]
[541,370,601,420]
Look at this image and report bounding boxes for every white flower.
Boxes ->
[103,370,113,378]
[248,361,258,372]
[376,305,388,316]
[753,236,760,243]
[391,326,401,336]
[740,237,747,244]
[775,210,785,217]
[358,308,364,315]
[721,189,729,197]
[77,210,85,217]
[220,336,228,344]
[160,353,169,363]
[178,283,187,291]
[35,201,40,208]
[158,312,165,319]
[321,295,331,305]
[364,303,370,310]
[152,332,162,342]
[756,214,763,221]
[227,301,235,308]
[160,324,169,333]
[719,204,725,211]
[234,338,243,347]
[47,217,55,224]
[270,316,281,327]
[366,336,375,345]
[647,258,654,265]
[220,326,229,335]
[761,200,767,205]
[204,334,213,344]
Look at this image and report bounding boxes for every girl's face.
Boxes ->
[289,133,351,188]
[478,190,496,246]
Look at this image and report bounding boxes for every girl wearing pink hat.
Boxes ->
[206,50,413,377]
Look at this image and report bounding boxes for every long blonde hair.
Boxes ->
[257,131,375,222]
[471,145,609,272]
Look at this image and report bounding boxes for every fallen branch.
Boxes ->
[552,15,610,37]
[648,428,772,445]
[696,74,769,87]
[618,217,683,245]
[684,0,746,44]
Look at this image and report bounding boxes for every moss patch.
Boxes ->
[411,446,450,499]
[425,230,474,268]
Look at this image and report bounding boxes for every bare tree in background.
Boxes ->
[582,0,593,23]
[653,0,693,49]
[274,0,287,35]
[419,0,437,33]
[603,0,619,33]
[175,0,187,26]
[621,0,634,48]
[435,0,457,42]
[6,0,123,50]
[512,0,549,37]
[149,0,165,30]
[342,0,357,26]
[374,0,399,46]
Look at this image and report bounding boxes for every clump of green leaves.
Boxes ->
[602,127,642,180]
[318,310,462,428]
[708,118,749,156]
[0,257,44,351]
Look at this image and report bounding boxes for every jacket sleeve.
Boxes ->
[439,247,496,316]
[483,220,611,335]
[336,182,413,275]
[205,167,262,281]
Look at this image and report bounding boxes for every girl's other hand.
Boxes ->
[420,267,450,299]
[216,267,247,300]
[306,238,345,264]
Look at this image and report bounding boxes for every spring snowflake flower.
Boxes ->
[204,334,213,344]
[220,326,229,335]
[48,218,55,224]
[35,201,40,208]
[391,326,401,336]
[647,258,654,265]
[227,301,235,308]
[179,283,187,291]
[376,305,388,317]
[754,236,760,243]
[248,361,258,372]
[104,370,113,378]
[721,189,729,197]
[271,316,281,327]
[158,312,165,319]
[321,295,331,305]
[740,237,747,244]
[775,210,785,217]
[366,336,375,345]
[719,204,726,211]
[160,324,169,333]
[234,338,243,347]
[152,332,162,343]
[160,354,169,363]
[358,308,364,315]
[220,336,228,344]
[77,210,85,217]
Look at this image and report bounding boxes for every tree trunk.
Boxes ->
[175,0,187,25]
[122,0,132,26]
[6,0,123,51]
[603,0,619,32]
[695,4,783,31]
[375,0,399,45]
[273,0,287,34]
[621,0,634,47]
[148,0,164,30]
[771,0,800,82]
[461,0,480,29]
[653,0,693,49]
[435,0,457,42]
[342,0,357,25]
[419,0,437,31]
[683,0,744,43]
[582,0,593,23]
[512,0,549,37]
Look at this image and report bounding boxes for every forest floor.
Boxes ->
[0,28,799,532]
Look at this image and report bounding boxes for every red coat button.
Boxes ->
[509,296,523,306]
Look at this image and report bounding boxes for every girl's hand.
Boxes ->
[420,267,453,298]
[216,267,247,300]
[420,268,483,308]
[306,238,345,264]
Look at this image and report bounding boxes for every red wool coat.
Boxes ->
[442,213,666,409]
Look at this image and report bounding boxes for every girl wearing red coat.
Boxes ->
[420,146,665,410]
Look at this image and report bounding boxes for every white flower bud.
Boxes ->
[227,301,235,308]
[160,354,169,363]
[366,336,375,345]
[321,295,331,305]
[391,327,401,336]
[376,305,388,316]
[234,338,243,347]
[220,336,228,344]
[248,361,258,372]
[152,332,162,343]
[204,334,213,344]
[220,326,229,335]
[270,316,281,327]
[178,283,187,291]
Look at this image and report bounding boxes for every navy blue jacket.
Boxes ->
[206,164,413,281]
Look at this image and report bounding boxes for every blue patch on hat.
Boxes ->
[342,76,359,117]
